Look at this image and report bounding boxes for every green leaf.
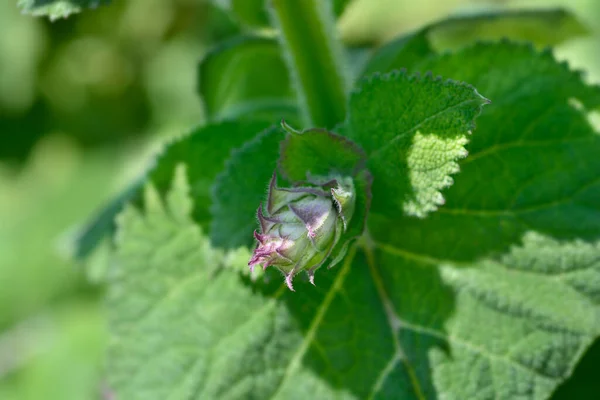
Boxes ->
[75,119,273,259]
[369,41,600,262]
[108,165,600,399]
[18,0,110,20]
[278,124,366,182]
[364,41,600,397]
[364,233,600,400]
[211,123,373,252]
[198,36,297,122]
[108,164,294,400]
[362,8,588,77]
[210,125,284,249]
[344,71,489,217]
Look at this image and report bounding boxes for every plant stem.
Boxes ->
[269,0,348,129]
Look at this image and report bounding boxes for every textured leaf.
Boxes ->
[344,71,489,217]
[362,8,588,77]
[18,0,110,20]
[108,165,390,400]
[369,41,600,263]
[364,41,600,397]
[210,126,284,249]
[364,233,600,400]
[108,161,600,400]
[278,125,366,182]
[198,36,297,122]
[75,119,273,259]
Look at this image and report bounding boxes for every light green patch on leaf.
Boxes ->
[18,0,110,20]
[403,131,469,216]
[344,71,488,217]
[198,35,297,122]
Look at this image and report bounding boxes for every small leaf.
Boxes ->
[278,123,366,182]
[198,35,297,122]
[18,0,110,20]
[344,71,489,217]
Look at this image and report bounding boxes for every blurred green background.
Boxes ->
[0,1,599,399]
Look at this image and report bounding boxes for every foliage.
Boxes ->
[4,1,600,400]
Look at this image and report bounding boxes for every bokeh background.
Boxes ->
[1,0,599,399]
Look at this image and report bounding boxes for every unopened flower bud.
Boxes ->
[249,173,355,291]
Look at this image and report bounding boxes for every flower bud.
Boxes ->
[249,173,355,291]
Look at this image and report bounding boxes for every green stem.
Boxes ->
[269,0,348,129]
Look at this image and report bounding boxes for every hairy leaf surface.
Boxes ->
[109,158,600,400]
[344,71,489,217]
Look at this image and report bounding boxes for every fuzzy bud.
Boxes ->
[249,173,355,291]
